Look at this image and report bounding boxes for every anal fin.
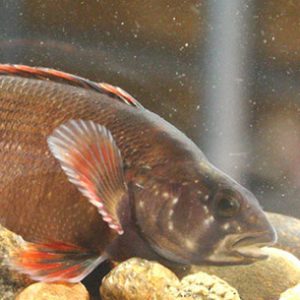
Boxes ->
[10,241,107,283]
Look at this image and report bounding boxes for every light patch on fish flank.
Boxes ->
[203,215,215,226]
[199,161,210,171]
[203,205,209,215]
[139,201,144,209]
[168,209,174,218]
[135,182,144,189]
[172,197,179,205]
[222,222,231,232]
[228,221,242,233]
[168,220,174,231]
[141,164,152,170]
[185,239,196,251]
[162,192,169,199]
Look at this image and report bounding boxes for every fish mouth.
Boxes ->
[230,231,275,260]
[207,230,277,265]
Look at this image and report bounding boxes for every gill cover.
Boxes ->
[133,178,206,264]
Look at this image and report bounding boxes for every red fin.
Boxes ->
[99,82,143,108]
[10,241,106,283]
[0,64,143,108]
[47,120,127,235]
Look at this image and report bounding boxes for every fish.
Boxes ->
[0,64,277,282]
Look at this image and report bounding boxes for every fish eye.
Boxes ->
[215,194,240,218]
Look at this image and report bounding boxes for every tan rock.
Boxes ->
[167,272,240,300]
[100,257,240,300]
[267,212,300,260]
[0,224,31,298]
[280,284,300,300]
[16,282,89,300]
[100,258,178,300]
[190,247,300,300]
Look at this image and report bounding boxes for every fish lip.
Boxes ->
[229,231,276,260]
[206,230,276,264]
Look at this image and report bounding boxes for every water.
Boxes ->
[0,1,299,300]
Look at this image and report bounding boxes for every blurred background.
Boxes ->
[0,0,299,218]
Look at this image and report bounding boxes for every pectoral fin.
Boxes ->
[48,120,128,235]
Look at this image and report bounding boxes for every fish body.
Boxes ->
[0,65,276,282]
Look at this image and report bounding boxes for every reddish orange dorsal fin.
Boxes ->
[0,64,143,108]
[47,120,128,235]
[10,241,106,282]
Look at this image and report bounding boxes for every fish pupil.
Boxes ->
[216,196,240,218]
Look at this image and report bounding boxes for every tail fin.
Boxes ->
[10,241,107,283]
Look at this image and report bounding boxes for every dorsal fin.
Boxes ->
[0,64,143,108]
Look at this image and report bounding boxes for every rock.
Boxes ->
[100,257,240,300]
[16,282,89,300]
[189,247,300,300]
[167,272,240,300]
[100,258,178,300]
[266,212,300,260]
[280,284,300,300]
[0,224,32,299]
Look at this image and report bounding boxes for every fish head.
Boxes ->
[134,160,277,266]
[200,173,277,265]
